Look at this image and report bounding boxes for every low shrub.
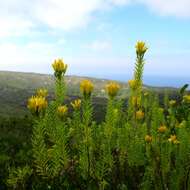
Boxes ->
[7,42,190,190]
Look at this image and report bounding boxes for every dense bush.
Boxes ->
[5,42,190,190]
[0,116,33,189]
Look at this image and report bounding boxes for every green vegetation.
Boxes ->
[0,69,180,117]
[1,42,190,190]
[0,116,33,189]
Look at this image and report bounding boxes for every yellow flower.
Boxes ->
[158,108,164,113]
[173,140,180,144]
[27,96,47,114]
[145,135,152,143]
[71,99,81,110]
[52,59,67,77]
[144,92,149,97]
[106,82,120,98]
[80,80,94,97]
[183,95,190,103]
[128,79,138,90]
[136,110,144,120]
[135,41,148,55]
[169,100,176,106]
[168,135,176,142]
[113,109,119,117]
[36,88,48,98]
[168,135,179,144]
[176,120,186,128]
[57,105,68,118]
[158,125,167,133]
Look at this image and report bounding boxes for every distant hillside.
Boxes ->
[0,71,180,117]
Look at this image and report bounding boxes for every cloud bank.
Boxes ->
[0,0,190,37]
[0,0,189,78]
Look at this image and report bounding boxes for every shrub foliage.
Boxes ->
[6,42,190,190]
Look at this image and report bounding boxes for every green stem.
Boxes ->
[55,77,65,105]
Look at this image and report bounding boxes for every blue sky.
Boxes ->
[0,0,190,86]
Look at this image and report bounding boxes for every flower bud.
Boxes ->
[128,79,138,90]
[80,80,94,98]
[168,135,179,144]
[169,100,176,106]
[52,59,67,79]
[158,125,167,133]
[57,105,68,118]
[136,110,144,120]
[27,96,47,115]
[71,99,81,110]
[145,135,152,143]
[183,95,190,103]
[106,82,120,98]
[36,88,48,98]
[135,41,148,56]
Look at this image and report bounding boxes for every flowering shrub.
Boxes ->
[7,42,190,190]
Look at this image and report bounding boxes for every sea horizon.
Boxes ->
[0,69,189,89]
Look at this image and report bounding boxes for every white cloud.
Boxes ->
[110,0,190,18]
[0,0,190,79]
[0,0,122,37]
[138,0,190,18]
[109,0,131,5]
[0,0,190,38]
[32,0,103,30]
[0,42,65,73]
[0,40,190,79]
[0,41,125,76]
[84,40,112,51]
[0,18,34,38]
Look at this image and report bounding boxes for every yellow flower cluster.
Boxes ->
[71,99,81,110]
[158,125,167,133]
[169,100,176,106]
[183,95,190,103]
[80,80,94,97]
[27,96,47,115]
[168,135,180,144]
[145,135,152,143]
[144,92,149,97]
[136,110,144,120]
[36,88,48,98]
[106,82,120,98]
[135,41,148,55]
[176,120,186,128]
[128,79,138,90]
[158,108,164,113]
[52,59,67,78]
[57,105,68,118]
